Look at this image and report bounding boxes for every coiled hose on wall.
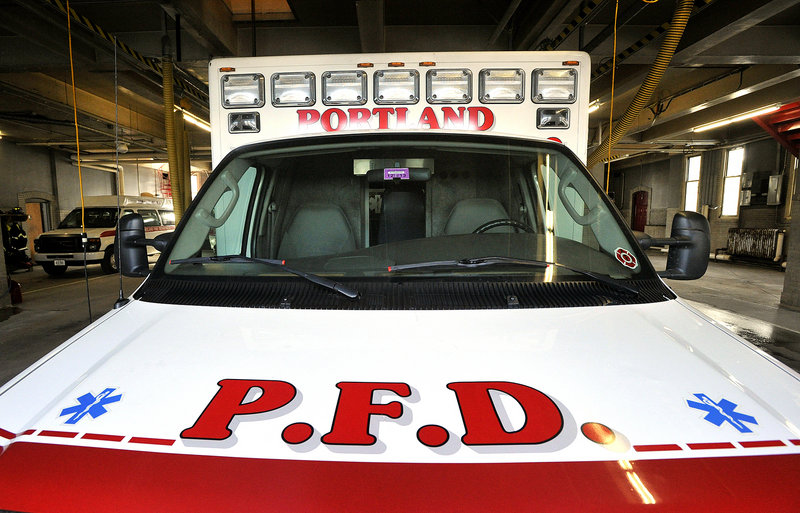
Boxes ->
[587,0,694,170]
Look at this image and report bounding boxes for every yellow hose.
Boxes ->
[162,55,184,222]
[587,0,694,170]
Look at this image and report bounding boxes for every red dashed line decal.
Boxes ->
[739,440,786,448]
[128,436,175,446]
[38,430,78,439]
[0,428,16,440]
[790,439,800,446]
[21,429,36,436]
[688,442,735,450]
[633,444,682,452]
[81,433,125,442]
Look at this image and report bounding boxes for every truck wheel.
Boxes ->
[42,262,68,276]
[101,245,118,274]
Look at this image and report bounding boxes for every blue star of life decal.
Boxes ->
[687,393,757,433]
[60,388,122,424]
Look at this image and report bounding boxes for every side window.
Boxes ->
[159,210,176,226]
[139,209,161,227]
[166,163,261,263]
[213,167,258,255]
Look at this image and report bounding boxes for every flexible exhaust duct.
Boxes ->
[587,0,694,170]
[162,54,184,221]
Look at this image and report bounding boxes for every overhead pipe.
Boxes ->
[587,0,694,170]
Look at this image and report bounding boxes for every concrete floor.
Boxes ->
[1,256,799,388]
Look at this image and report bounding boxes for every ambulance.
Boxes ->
[1,52,799,511]
[33,195,174,275]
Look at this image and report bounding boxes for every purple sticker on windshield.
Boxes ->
[384,168,410,180]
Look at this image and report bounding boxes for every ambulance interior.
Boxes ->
[164,135,646,284]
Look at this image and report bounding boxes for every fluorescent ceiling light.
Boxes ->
[692,105,780,133]
[588,100,600,113]
[180,109,211,132]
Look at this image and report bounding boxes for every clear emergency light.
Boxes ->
[533,69,577,103]
[271,72,316,107]
[221,74,265,108]
[322,71,367,105]
[228,112,260,133]
[426,69,472,103]
[478,69,524,103]
[537,108,569,129]
[374,70,420,104]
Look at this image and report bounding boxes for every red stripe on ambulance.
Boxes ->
[1,442,799,512]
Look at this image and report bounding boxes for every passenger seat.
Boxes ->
[278,203,356,259]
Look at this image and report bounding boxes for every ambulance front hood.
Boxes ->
[1,298,799,511]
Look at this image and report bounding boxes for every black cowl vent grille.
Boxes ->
[135,277,675,310]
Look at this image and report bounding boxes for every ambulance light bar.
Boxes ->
[222,74,265,108]
[478,69,524,103]
[229,112,260,133]
[533,69,576,104]
[537,108,569,129]
[322,71,367,106]
[374,69,420,105]
[271,72,315,107]
[427,69,472,104]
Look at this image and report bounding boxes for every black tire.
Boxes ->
[101,245,117,274]
[42,261,68,276]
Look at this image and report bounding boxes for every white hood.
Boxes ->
[1,299,799,511]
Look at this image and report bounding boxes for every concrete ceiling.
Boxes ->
[0,0,798,170]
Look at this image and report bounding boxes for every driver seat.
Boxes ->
[443,198,514,235]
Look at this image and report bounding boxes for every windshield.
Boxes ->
[58,207,119,229]
[162,134,652,283]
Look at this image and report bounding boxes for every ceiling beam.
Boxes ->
[672,0,800,64]
[638,74,800,141]
[160,0,238,56]
[356,0,385,53]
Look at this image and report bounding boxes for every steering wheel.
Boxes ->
[473,218,535,234]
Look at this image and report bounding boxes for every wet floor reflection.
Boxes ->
[687,302,800,372]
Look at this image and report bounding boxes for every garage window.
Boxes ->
[684,155,701,212]
[721,147,744,216]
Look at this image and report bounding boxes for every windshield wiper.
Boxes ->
[169,255,359,300]
[389,256,639,297]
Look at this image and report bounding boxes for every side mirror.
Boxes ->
[637,211,710,280]
[117,213,174,277]
[117,214,149,277]
[152,232,173,252]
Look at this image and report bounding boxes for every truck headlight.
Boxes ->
[221,74,265,108]
[533,69,576,103]
[86,238,101,252]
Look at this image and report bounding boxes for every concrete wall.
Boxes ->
[0,139,165,231]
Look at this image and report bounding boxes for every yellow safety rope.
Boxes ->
[66,0,86,232]
[605,0,619,193]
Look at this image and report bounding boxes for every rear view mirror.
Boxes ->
[637,211,710,280]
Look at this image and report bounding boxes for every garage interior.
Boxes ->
[1,0,800,383]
